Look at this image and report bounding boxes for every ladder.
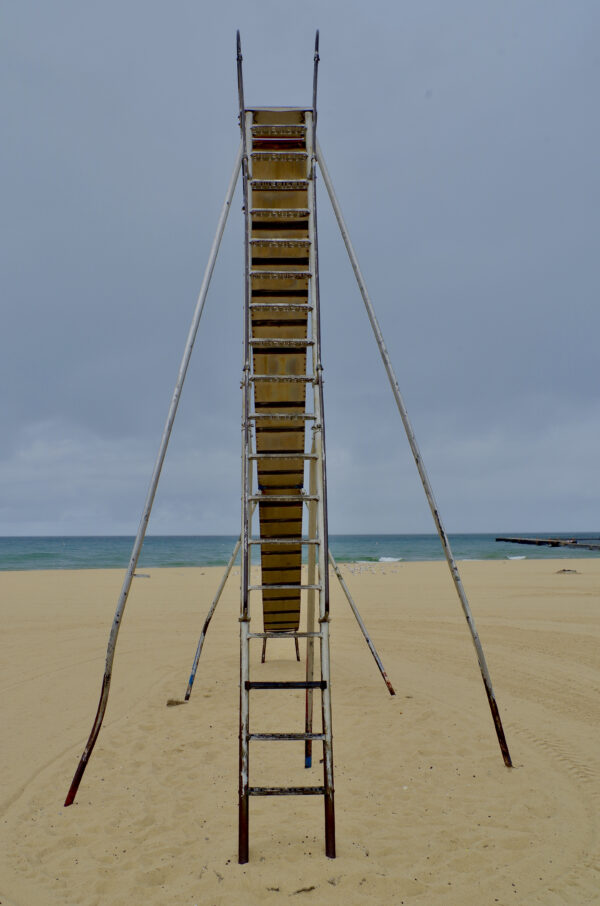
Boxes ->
[238,78,335,862]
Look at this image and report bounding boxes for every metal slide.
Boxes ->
[247,109,314,634]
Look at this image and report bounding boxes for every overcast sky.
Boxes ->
[2,1,599,536]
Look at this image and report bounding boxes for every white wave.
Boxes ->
[379,556,403,562]
[507,555,526,560]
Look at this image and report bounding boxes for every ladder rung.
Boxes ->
[248,494,318,502]
[251,125,306,135]
[250,271,311,280]
[249,786,325,797]
[248,631,322,638]
[250,303,312,312]
[250,239,310,248]
[249,733,325,742]
[249,413,316,421]
[246,681,326,690]
[251,208,309,219]
[252,288,307,297]
[249,453,317,460]
[251,180,308,191]
[249,538,319,545]
[251,152,308,161]
[251,323,309,330]
[250,338,314,347]
[250,538,317,545]
[250,375,314,383]
[249,584,321,591]
[252,257,310,267]
[248,537,304,554]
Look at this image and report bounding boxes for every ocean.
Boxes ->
[0,534,598,571]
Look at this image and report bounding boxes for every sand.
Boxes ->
[1,559,599,905]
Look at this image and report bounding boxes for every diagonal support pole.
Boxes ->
[316,140,512,768]
[185,500,256,701]
[64,144,243,807]
[184,537,242,701]
[328,551,396,696]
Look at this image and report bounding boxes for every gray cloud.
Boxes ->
[2,1,599,535]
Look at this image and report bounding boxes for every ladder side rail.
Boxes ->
[64,143,243,808]
[239,44,251,628]
[307,107,336,859]
[239,103,259,866]
[239,612,251,864]
[237,32,252,864]
[316,140,512,769]
[307,134,331,621]
[304,441,318,768]
[239,408,255,864]
[311,30,320,169]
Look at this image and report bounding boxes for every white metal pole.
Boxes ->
[184,534,242,701]
[328,551,395,696]
[316,140,512,768]
[64,144,243,806]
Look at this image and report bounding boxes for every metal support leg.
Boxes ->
[238,617,250,864]
[312,414,335,857]
[260,635,299,664]
[329,551,395,696]
[316,140,512,768]
[64,144,243,808]
[320,618,336,859]
[185,537,242,701]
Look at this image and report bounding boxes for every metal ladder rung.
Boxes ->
[251,288,308,297]
[250,338,314,347]
[249,786,325,797]
[250,375,314,383]
[249,733,325,742]
[248,631,323,638]
[249,413,316,421]
[246,681,326,690]
[251,324,309,330]
[250,303,312,312]
[251,180,308,191]
[249,584,321,591]
[249,539,319,546]
[250,271,311,279]
[249,453,317,460]
[248,494,318,502]
[250,239,310,248]
[251,152,308,161]
[252,257,310,267]
[251,125,306,135]
[250,208,309,218]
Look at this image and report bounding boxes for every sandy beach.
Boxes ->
[1,559,598,905]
